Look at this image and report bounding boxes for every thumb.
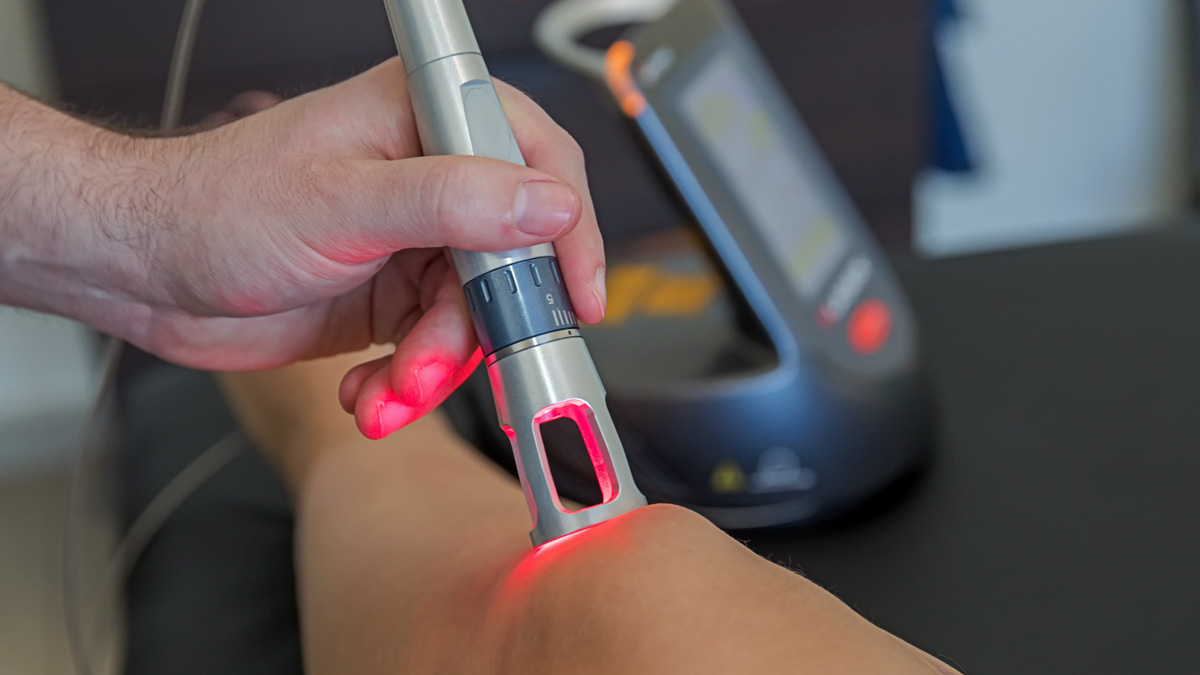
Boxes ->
[346,154,582,257]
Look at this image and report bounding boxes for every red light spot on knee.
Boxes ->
[534,524,597,552]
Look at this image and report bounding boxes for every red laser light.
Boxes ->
[533,523,599,553]
[847,299,892,355]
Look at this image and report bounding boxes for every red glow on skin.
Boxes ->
[499,519,635,598]
[493,513,641,609]
[406,361,454,407]
[399,347,483,408]
[533,524,598,553]
[534,401,616,505]
[361,389,413,440]
[500,526,602,596]
[355,348,484,439]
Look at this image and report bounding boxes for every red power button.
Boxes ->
[847,300,892,355]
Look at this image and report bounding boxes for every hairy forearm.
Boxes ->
[0,83,176,333]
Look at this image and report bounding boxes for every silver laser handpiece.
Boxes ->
[383,0,647,546]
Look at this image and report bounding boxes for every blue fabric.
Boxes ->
[929,0,974,172]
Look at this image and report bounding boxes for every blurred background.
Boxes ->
[1,0,1198,673]
[1,1,118,673]
[916,0,1191,254]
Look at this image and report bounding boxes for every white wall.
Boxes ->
[0,0,97,477]
[0,312,97,476]
[916,0,1191,256]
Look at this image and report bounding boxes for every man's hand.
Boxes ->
[0,60,604,438]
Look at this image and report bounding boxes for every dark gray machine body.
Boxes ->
[502,0,929,530]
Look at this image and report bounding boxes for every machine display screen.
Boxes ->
[680,52,848,299]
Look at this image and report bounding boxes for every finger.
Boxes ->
[338,154,583,262]
[352,362,409,440]
[339,353,392,413]
[386,267,478,406]
[329,58,422,160]
[347,347,483,440]
[349,270,478,439]
[494,80,606,323]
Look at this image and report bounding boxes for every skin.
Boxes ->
[0,59,604,439]
[221,351,963,675]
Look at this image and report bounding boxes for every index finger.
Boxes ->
[494,80,607,324]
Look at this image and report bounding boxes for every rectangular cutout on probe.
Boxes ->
[535,400,618,511]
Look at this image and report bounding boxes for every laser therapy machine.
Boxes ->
[459,0,929,530]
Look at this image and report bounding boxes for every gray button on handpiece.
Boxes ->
[463,82,522,164]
